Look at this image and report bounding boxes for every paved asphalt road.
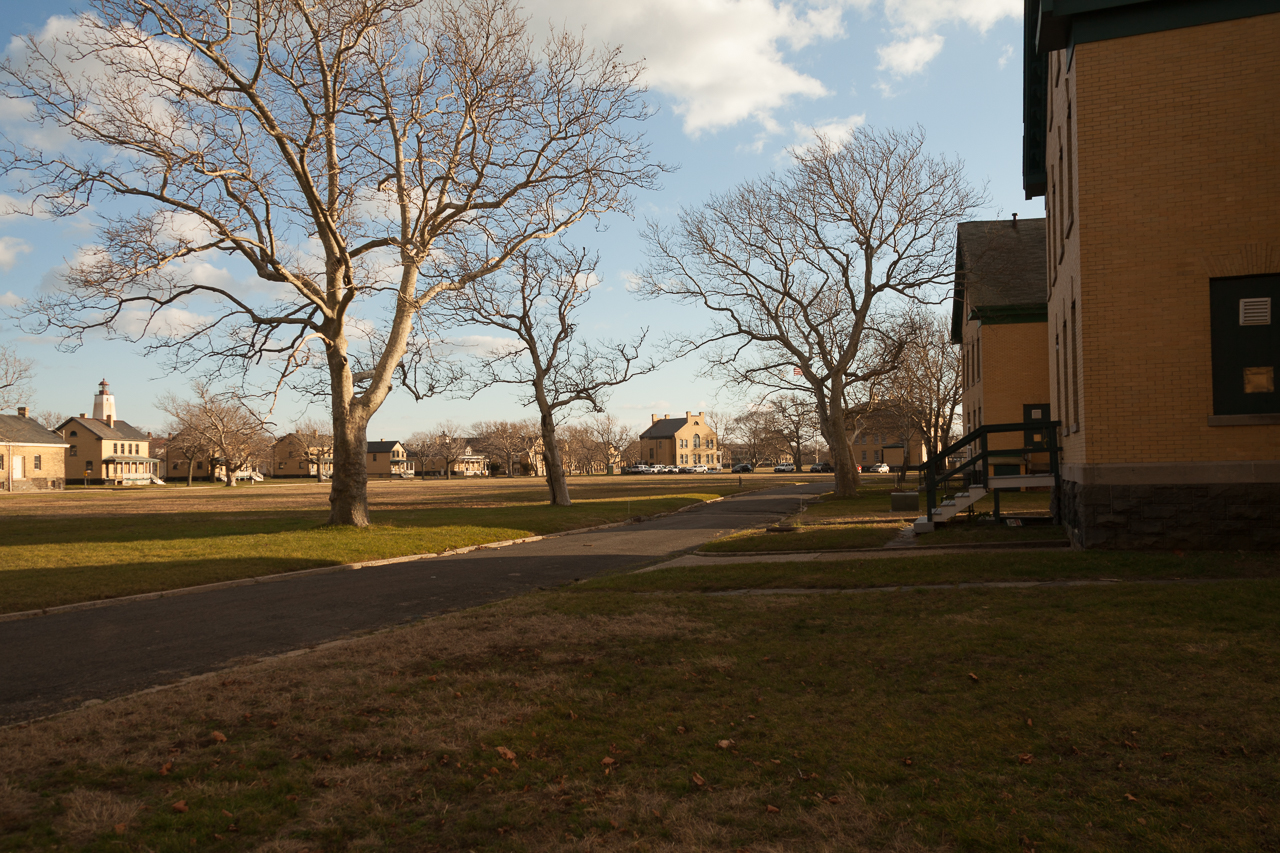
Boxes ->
[0,481,828,724]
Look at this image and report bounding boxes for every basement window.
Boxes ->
[1245,367,1275,394]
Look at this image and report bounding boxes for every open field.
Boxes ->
[2,550,1278,851]
[0,474,828,616]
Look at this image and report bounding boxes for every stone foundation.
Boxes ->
[1,477,65,492]
[1058,480,1280,550]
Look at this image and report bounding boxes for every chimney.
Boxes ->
[106,415,114,428]
[17,406,27,418]
[651,414,658,424]
[80,413,87,418]
[686,411,692,419]
[663,414,670,421]
[1011,212,1018,229]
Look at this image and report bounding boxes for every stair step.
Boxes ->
[987,474,1056,489]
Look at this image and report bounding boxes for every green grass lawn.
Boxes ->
[916,520,1069,545]
[0,493,727,615]
[3,551,1278,851]
[700,522,904,553]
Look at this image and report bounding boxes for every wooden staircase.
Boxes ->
[914,474,1057,532]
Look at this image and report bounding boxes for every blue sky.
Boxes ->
[0,0,1042,438]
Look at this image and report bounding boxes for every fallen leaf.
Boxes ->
[428,675,437,682]
[609,819,619,829]
[692,772,706,786]
[222,809,233,818]
[454,692,462,698]
[601,757,616,766]
[1018,754,1034,765]
[113,824,126,835]
[172,801,189,813]
[676,726,686,734]
[1026,718,1033,727]
[903,758,913,766]
[717,740,734,749]
[211,731,227,743]
[1137,818,1147,826]
[286,795,298,802]
[159,761,172,776]
[1125,793,1138,802]
[827,795,842,804]
[766,805,780,814]
[652,809,661,818]
[496,747,517,761]
[968,672,979,682]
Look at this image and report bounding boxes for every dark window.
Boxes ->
[1211,275,1279,415]
[197,461,204,470]
[33,455,41,470]
[69,430,77,437]
[70,445,78,457]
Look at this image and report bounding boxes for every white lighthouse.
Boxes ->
[92,379,117,425]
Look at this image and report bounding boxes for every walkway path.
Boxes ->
[0,482,827,724]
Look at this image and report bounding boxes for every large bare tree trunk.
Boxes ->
[819,394,861,497]
[539,409,572,506]
[327,340,372,527]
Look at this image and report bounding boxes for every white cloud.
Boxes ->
[0,290,22,307]
[522,0,847,135]
[621,272,644,293]
[998,44,1015,69]
[0,237,32,271]
[871,0,1021,82]
[876,33,944,76]
[787,114,867,159]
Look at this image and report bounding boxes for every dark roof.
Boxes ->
[951,218,1048,343]
[58,416,151,442]
[0,414,69,446]
[367,440,402,453]
[639,416,689,439]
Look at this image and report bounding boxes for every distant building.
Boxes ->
[844,406,927,471]
[0,407,69,491]
[57,380,160,486]
[367,440,414,478]
[273,431,333,479]
[638,412,721,468]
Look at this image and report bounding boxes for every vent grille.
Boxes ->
[1239,297,1271,326]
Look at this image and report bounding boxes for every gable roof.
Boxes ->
[58,416,151,443]
[951,218,1048,343]
[0,414,70,446]
[367,440,402,453]
[639,416,689,439]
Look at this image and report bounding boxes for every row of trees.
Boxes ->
[2,0,972,522]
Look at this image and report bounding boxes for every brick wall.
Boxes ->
[1046,14,1280,469]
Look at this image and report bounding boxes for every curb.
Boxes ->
[0,490,765,625]
[695,539,1071,558]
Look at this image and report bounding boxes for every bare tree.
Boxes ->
[164,426,211,486]
[879,309,963,463]
[158,383,272,487]
[440,247,653,505]
[403,431,436,480]
[765,394,822,469]
[585,412,632,474]
[0,344,33,411]
[731,408,788,469]
[425,422,471,480]
[473,419,534,478]
[642,125,983,496]
[33,409,66,431]
[289,416,335,483]
[5,0,662,526]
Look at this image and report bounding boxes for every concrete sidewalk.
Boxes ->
[0,481,827,724]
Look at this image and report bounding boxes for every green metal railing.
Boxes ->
[907,420,1062,524]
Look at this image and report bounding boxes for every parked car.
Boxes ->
[870,463,890,474]
[692,464,708,473]
[731,463,753,473]
[809,462,834,473]
[773,463,795,473]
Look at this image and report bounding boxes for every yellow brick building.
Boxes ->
[58,380,161,486]
[638,412,721,468]
[0,407,68,491]
[952,218,1052,477]
[1024,2,1280,548]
